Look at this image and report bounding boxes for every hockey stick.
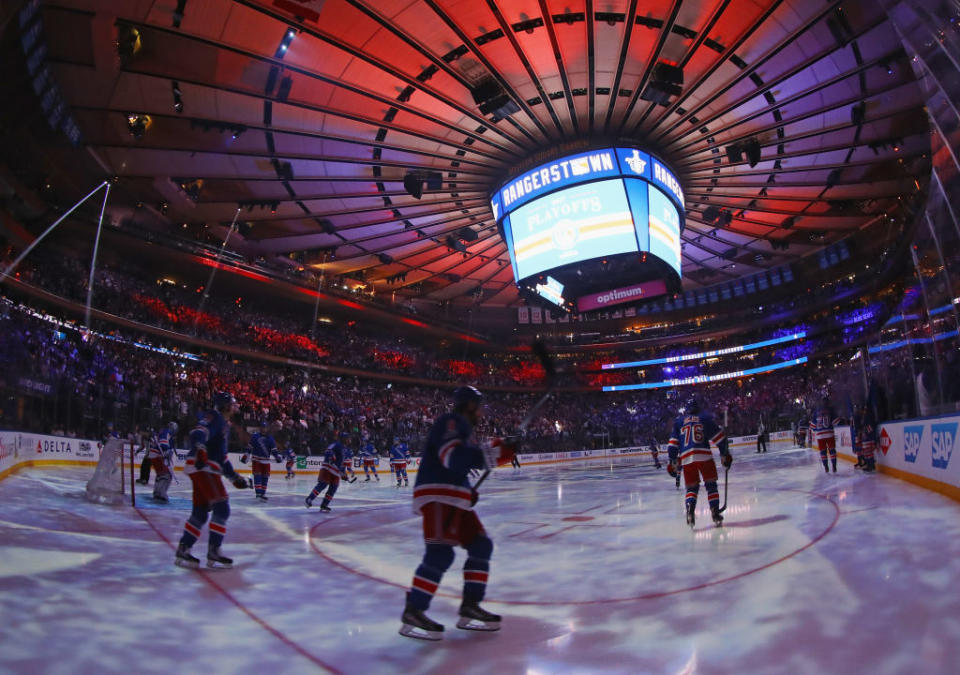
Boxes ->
[718,466,730,513]
[474,341,556,491]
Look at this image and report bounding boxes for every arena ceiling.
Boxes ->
[40,0,929,306]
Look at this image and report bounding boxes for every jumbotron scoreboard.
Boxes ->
[492,147,684,313]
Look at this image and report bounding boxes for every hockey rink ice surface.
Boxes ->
[1,447,958,675]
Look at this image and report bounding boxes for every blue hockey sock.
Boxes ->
[408,544,454,610]
[309,481,327,502]
[705,480,719,510]
[209,501,230,548]
[685,482,700,509]
[179,504,209,548]
[463,536,493,602]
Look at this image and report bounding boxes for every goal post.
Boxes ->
[84,437,127,505]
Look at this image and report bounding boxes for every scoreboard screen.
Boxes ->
[493,147,685,284]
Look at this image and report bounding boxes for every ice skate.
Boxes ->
[206,546,233,569]
[404,479,408,486]
[399,604,444,641]
[175,543,200,569]
[304,497,313,509]
[711,506,724,527]
[319,504,332,512]
[457,601,501,631]
[685,503,696,528]
[135,478,148,486]
[256,494,268,502]
[152,494,169,503]
[364,476,371,482]
[397,480,402,488]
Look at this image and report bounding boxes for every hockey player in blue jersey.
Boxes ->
[667,398,733,528]
[399,386,516,641]
[284,446,297,479]
[242,421,283,502]
[390,437,410,487]
[305,432,347,512]
[342,443,356,481]
[812,396,842,473]
[361,441,380,481]
[175,393,249,569]
[149,421,178,502]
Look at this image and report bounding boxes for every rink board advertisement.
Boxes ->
[835,414,960,497]
[0,429,801,483]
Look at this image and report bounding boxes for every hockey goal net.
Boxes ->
[85,437,126,505]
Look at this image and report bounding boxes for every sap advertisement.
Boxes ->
[836,414,960,492]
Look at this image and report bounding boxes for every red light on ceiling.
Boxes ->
[402,317,427,328]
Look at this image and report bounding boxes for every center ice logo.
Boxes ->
[930,422,958,470]
[903,426,924,464]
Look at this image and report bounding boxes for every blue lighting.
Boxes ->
[602,331,806,370]
[603,357,808,392]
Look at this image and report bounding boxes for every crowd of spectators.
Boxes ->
[0,297,843,456]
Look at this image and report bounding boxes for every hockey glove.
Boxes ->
[667,463,678,478]
[481,438,517,469]
[239,454,249,464]
[721,453,733,469]
[232,475,250,489]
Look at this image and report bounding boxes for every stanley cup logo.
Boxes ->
[625,149,647,175]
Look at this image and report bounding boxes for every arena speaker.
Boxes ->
[458,227,478,242]
[403,172,424,200]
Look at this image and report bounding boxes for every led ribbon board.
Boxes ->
[601,331,807,370]
[602,357,808,392]
[493,147,685,281]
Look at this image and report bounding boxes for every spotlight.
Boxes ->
[116,24,141,59]
[743,138,761,168]
[171,81,183,113]
[275,28,296,58]
[126,113,150,139]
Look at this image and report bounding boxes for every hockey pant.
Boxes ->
[139,454,152,483]
[151,456,172,499]
[308,469,340,508]
[407,502,492,611]
[179,472,229,550]
[682,459,720,512]
[252,462,270,497]
[817,437,837,470]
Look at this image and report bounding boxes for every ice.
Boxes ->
[1,448,958,674]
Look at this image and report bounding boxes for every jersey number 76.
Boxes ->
[681,423,704,445]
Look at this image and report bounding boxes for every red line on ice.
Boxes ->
[135,507,342,674]
[307,489,841,607]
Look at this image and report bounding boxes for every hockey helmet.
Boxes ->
[453,385,483,406]
[168,421,179,433]
[213,391,236,410]
[684,398,700,415]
